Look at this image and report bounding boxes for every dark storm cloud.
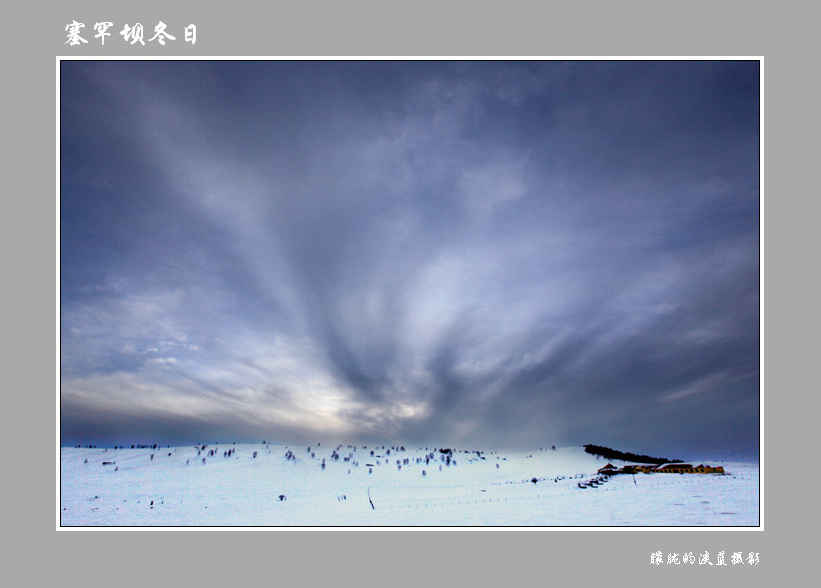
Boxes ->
[60,60,759,459]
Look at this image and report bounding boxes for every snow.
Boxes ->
[59,444,759,527]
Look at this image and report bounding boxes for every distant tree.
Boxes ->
[582,444,682,465]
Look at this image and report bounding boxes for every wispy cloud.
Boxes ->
[60,61,759,457]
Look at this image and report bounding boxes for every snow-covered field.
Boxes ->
[59,443,759,527]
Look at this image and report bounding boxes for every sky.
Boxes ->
[60,60,760,460]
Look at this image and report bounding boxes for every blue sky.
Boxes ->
[60,60,759,459]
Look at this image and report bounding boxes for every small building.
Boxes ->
[654,463,694,473]
[623,464,657,474]
[595,461,725,476]
[597,463,619,474]
[653,463,724,474]
[695,464,725,474]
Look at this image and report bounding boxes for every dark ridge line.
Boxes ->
[582,444,684,465]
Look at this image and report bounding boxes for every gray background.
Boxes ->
[6,0,805,585]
